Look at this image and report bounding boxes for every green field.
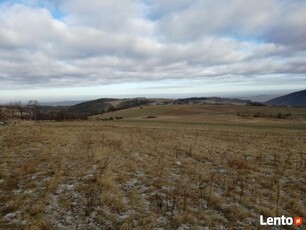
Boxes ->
[92,104,306,130]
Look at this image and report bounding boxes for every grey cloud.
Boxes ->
[265,2,306,49]
[60,0,145,33]
[0,0,305,91]
[155,0,279,42]
[154,0,306,51]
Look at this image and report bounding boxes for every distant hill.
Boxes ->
[69,96,267,118]
[238,94,282,102]
[266,90,306,107]
[174,97,253,105]
[69,98,118,118]
[69,98,154,118]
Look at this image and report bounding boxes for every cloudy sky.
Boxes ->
[0,0,305,102]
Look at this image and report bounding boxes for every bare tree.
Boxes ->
[27,100,40,121]
[16,101,24,119]
[9,101,24,119]
[0,107,5,120]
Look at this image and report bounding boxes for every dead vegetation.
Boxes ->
[0,120,305,229]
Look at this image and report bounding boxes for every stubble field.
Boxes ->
[0,104,305,229]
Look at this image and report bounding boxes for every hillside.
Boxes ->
[70,96,267,119]
[90,104,306,127]
[174,97,252,105]
[69,98,154,118]
[266,89,306,107]
[69,98,118,118]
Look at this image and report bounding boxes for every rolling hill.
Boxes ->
[69,96,264,118]
[266,89,306,107]
[69,98,154,118]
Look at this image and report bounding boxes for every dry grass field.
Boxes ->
[1,104,306,229]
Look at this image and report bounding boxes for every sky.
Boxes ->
[0,0,305,102]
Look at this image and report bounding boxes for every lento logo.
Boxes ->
[260,215,303,227]
[294,217,303,227]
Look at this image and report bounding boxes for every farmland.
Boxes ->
[1,104,305,229]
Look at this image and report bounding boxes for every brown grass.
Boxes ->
[0,113,305,229]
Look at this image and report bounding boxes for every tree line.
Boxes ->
[0,101,77,121]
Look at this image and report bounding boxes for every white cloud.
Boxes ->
[0,0,305,96]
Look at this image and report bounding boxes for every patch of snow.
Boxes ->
[13,189,23,194]
[178,224,190,230]
[156,216,167,224]
[123,178,138,190]
[4,211,21,220]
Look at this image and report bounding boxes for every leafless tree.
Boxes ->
[27,100,40,121]
[9,101,24,119]
[16,101,24,119]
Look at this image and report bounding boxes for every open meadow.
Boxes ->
[1,104,306,229]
